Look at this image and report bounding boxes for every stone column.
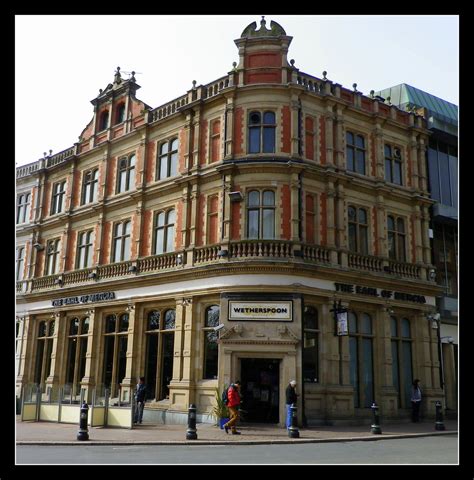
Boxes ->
[375,306,399,417]
[418,138,428,193]
[409,136,419,190]
[192,110,201,169]
[224,96,235,159]
[45,312,65,401]
[413,205,424,263]
[335,182,346,256]
[181,298,196,405]
[183,112,193,171]
[16,315,36,391]
[222,173,233,244]
[320,302,339,385]
[120,303,138,404]
[334,107,345,169]
[290,172,301,242]
[376,194,388,259]
[324,105,334,167]
[421,205,432,265]
[290,94,300,157]
[80,308,101,403]
[373,125,385,180]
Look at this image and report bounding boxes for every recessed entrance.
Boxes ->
[240,358,280,424]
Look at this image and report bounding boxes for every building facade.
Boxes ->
[376,84,458,416]
[16,18,445,426]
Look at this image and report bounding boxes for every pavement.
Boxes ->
[16,416,457,446]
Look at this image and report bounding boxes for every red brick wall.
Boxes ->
[320,192,327,245]
[196,194,205,247]
[93,224,100,265]
[199,120,208,166]
[72,170,82,208]
[146,141,156,184]
[29,188,36,222]
[361,98,372,112]
[231,184,241,240]
[141,210,153,256]
[101,221,112,264]
[66,230,78,271]
[305,194,315,243]
[305,116,314,161]
[42,182,51,218]
[281,106,291,153]
[319,117,326,164]
[281,185,291,240]
[245,71,282,84]
[106,157,118,197]
[245,52,281,68]
[372,206,378,256]
[233,108,244,155]
[341,90,353,103]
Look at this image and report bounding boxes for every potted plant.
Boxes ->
[211,386,230,429]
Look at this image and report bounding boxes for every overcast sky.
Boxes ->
[15,14,458,167]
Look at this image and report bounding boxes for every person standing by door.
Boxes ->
[223,381,242,435]
[411,379,422,422]
[285,380,298,430]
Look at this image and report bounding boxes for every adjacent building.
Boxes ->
[16,18,445,426]
[376,84,458,416]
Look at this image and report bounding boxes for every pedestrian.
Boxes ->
[223,380,242,435]
[134,376,147,425]
[411,378,422,422]
[285,380,298,429]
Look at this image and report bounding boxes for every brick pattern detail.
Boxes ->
[233,108,244,155]
[281,185,291,240]
[200,120,209,166]
[231,184,241,240]
[106,157,118,197]
[66,230,78,271]
[101,221,112,264]
[42,182,51,218]
[72,170,82,209]
[319,117,326,164]
[320,192,327,245]
[196,194,205,247]
[146,141,156,184]
[281,106,291,153]
[141,210,153,257]
[361,97,373,112]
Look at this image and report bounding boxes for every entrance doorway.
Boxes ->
[240,358,280,423]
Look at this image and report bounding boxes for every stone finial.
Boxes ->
[386,96,392,105]
[192,80,196,89]
[290,59,295,67]
[322,71,328,80]
[43,152,47,158]
[49,149,53,156]
[130,71,136,82]
[353,83,358,92]
[232,61,237,70]
[260,15,266,27]
[114,66,122,84]
[370,90,375,98]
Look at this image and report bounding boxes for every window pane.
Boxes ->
[391,341,400,394]
[117,336,128,385]
[164,310,175,330]
[348,312,357,334]
[249,112,260,124]
[171,138,178,151]
[358,208,367,224]
[249,127,261,153]
[166,225,175,252]
[262,127,275,153]
[384,145,391,157]
[401,318,411,338]
[114,238,122,263]
[449,155,458,209]
[428,149,440,201]
[122,235,131,261]
[70,318,80,336]
[356,149,365,175]
[106,315,116,333]
[81,318,90,335]
[439,152,452,206]
[393,161,402,185]
[119,170,127,192]
[355,135,365,149]
[349,337,359,408]
[388,232,395,259]
[167,209,176,224]
[248,210,259,238]
[262,209,275,239]
[206,306,220,327]
[170,153,178,177]
[263,111,275,124]
[359,226,368,255]
[248,191,260,206]
[304,306,318,330]
[397,218,405,233]
[148,311,160,330]
[103,336,114,388]
[303,331,318,383]
[155,229,164,254]
[360,314,372,334]
[348,223,357,252]
[204,331,218,379]
[362,338,374,407]
[160,143,169,155]
[346,147,354,171]
[397,233,406,261]
[66,338,77,384]
[128,166,135,190]
[346,132,354,145]
[159,156,168,179]
[262,190,275,206]
[385,159,392,182]
[119,314,129,332]
[387,216,395,231]
[390,317,398,337]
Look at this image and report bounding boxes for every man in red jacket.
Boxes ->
[223,381,242,435]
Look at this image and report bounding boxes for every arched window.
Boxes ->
[112,220,131,263]
[303,306,319,383]
[115,103,126,124]
[385,144,403,185]
[246,190,275,239]
[203,305,220,379]
[390,316,413,408]
[34,319,55,391]
[388,215,406,262]
[154,209,175,254]
[348,206,369,255]
[157,138,178,180]
[144,309,176,400]
[248,111,276,153]
[99,110,109,131]
[81,168,99,205]
[207,195,219,244]
[348,312,374,408]
[76,230,94,269]
[117,154,136,193]
[65,316,89,400]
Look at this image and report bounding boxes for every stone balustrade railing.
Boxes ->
[294,72,324,94]
[302,244,332,264]
[229,240,294,259]
[388,260,422,279]
[148,94,189,123]
[138,251,184,272]
[194,245,220,264]
[348,253,384,272]
[202,76,231,100]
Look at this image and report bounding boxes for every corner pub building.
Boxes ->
[16,18,446,427]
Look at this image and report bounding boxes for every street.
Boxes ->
[16,435,458,464]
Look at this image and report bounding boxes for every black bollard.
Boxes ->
[186,403,198,440]
[435,401,445,431]
[371,402,382,434]
[288,403,300,438]
[77,401,89,441]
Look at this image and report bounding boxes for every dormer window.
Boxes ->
[99,110,109,131]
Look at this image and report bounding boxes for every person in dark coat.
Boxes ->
[285,380,298,429]
[134,376,147,424]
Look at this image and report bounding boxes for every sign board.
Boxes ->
[51,291,116,307]
[336,311,348,336]
[334,283,426,304]
[228,301,292,321]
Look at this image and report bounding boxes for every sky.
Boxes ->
[15,15,459,167]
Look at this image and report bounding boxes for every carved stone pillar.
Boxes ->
[45,312,64,401]
[120,303,138,403]
[224,96,235,158]
[290,172,300,242]
[324,106,334,167]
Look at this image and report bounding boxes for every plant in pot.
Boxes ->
[212,386,230,429]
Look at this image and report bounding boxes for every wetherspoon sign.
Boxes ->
[229,301,292,321]
[52,292,116,307]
